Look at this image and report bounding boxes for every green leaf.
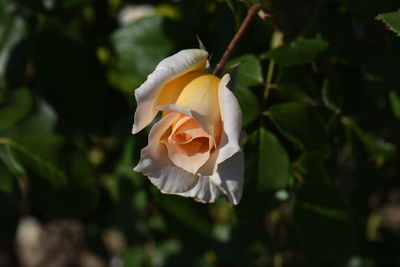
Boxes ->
[276,66,316,100]
[265,38,329,66]
[225,55,263,126]
[122,247,146,267]
[4,119,99,217]
[388,90,400,120]
[0,143,25,177]
[295,152,332,187]
[18,100,57,134]
[0,164,13,192]
[235,86,260,126]
[0,1,26,77]
[322,73,343,114]
[376,10,400,36]
[258,128,290,190]
[0,138,67,187]
[343,118,395,163]
[0,88,32,132]
[112,16,174,90]
[2,99,57,138]
[268,102,330,154]
[226,54,263,87]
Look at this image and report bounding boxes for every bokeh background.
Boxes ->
[1,0,400,266]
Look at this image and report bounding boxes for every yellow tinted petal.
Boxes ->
[175,73,221,136]
[175,73,220,115]
[132,49,208,134]
[157,71,204,107]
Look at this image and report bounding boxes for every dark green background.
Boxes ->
[1,0,400,266]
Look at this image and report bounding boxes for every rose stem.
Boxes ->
[212,3,261,76]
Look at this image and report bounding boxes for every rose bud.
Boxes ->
[132,49,243,204]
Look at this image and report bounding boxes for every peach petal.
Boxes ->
[134,112,199,193]
[162,116,214,174]
[156,104,222,139]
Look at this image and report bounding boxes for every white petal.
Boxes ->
[215,74,242,165]
[148,165,199,194]
[134,112,199,192]
[174,150,244,204]
[132,49,208,134]
[214,150,244,204]
[172,175,222,203]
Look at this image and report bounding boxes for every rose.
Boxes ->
[132,49,244,204]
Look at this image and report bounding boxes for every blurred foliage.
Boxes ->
[1,0,400,266]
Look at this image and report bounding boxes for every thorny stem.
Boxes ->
[212,3,261,76]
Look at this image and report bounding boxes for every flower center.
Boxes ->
[161,115,215,174]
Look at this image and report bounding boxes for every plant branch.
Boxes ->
[212,3,261,76]
[263,30,283,101]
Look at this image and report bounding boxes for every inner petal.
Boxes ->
[177,137,210,155]
[171,118,215,151]
[174,132,192,144]
[162,116,215,174]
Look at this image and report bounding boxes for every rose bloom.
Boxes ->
[132,49,244,204]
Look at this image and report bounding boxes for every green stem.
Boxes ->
[263,30,283,103]
[264,59,275,100]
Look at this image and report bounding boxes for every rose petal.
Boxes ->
[181,148,244,204]
[134,112,199,193]
[156,71,204,107]
[214,150,244,204]
[157,104,221,139]
[172,150,243,204]
[163,117,214,174]
[197,148,218,176]
[215,74,242,165]
[172,175,222,203]
[132,49,208,134]
[191,74,243,203]
[197,74,242,176]
[174,73,221,134]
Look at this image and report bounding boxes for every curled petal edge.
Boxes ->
[132,49,209,134]
[215,74,242,166]
[170,149,244,204]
